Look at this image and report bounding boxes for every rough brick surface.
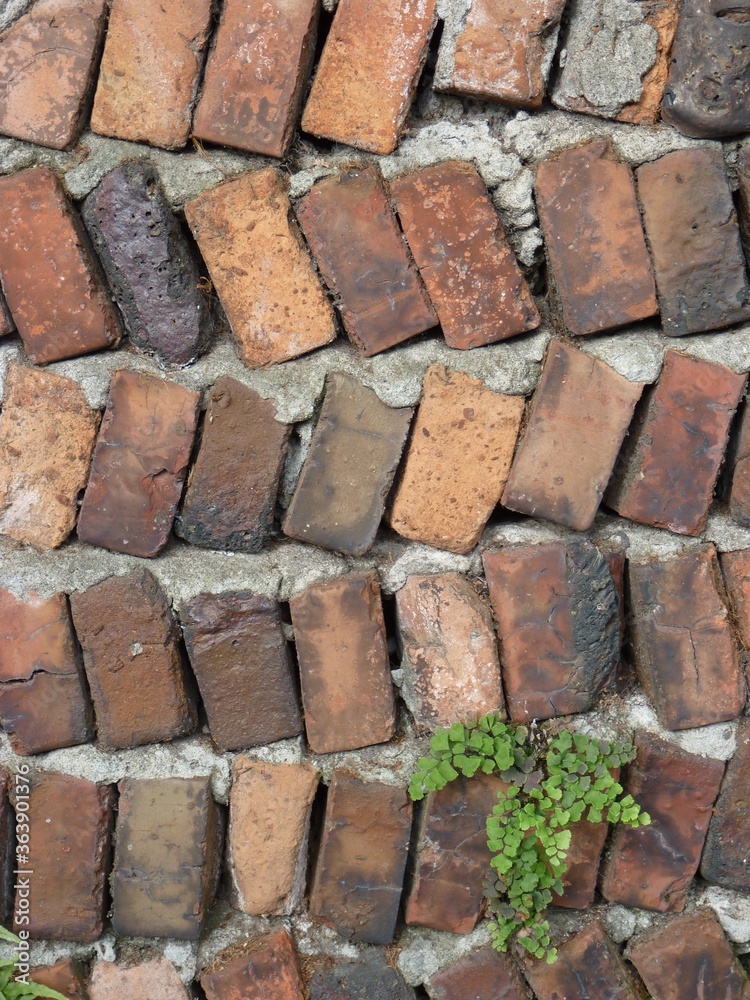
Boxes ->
[426,945,527,1000]
[310,954,416,1000]
[0,290,12,336]
[729,403,750,528]
[389,366,525,554]
[310,771,412,945]
[283,373,413,555]
[524,921,640,1000]
[77,370,200,557]
[31,959,87,1000]
[185,169,335,368]
[721,549,750,649]
[551,812,612,910]
[289,574,396,754]
[201,929,304,1000]
[90,958,190,1000]
[702,717,750,891]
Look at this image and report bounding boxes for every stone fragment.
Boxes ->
[181,592,301,750]
[90,0,212,149]
[637,147,750,335]
[606,352,745,535]
[177,377,290,552]
[301,0,436,154]
[739,146,750,250]
[310,954,416,1000]
[201,929,304,1000]
[389,366,524,554]
[70,569,197,750]
[0,0,106,149]
[702,717,750,891]
[0,363,99,550]
[721,550,750,649]
[295,167,436,355]
[185,168,335,368]
[0,774,13,926]
[112,777,223,939]
[283,373,412,555]
[729,403,750,527]
[310,771,412,945]
[550,812,612,909]
[0,289,13,336]
[31,960,87,1000]
[77,370,200,557]
[601,732,725,911]
[502,341,643,531]
[289,574,396,755]
[524,921,640,1000]
[482,541,620,721]
[390,161,539,348]
[535,140,658,336]
[90,958,190,1000]
[426,945,526,1000]
[0,166,121,364]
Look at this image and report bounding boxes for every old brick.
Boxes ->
[0,363,99,550]
[0,289,13,336]
[535,140,658,337]
[289,574,396,755]
[739,146,750,250]
[31,960,87,1000]
[729,403,750,527]
[310,771,412,945]
[201,929,304,1000]
[637,147,750,335]
[502,341,644,531]
[601,732,725,911]
[185,168,335,368]
[426,945,526,1000]
[283,373,412,555]
[181,592,301,750]
[0,166,121,364]
[70,569,197,750]
[550,812,611,909]
[0,0,106,149]
[77,370,199,557]
[390,161,539,348]
[482,541,620,722]
[112,777,223,939]
[524,921,639,1000]
[606,352,746,535]
[603,545,630,692]
[90,0,212,149]
[310,954,416,1000]
[721,550,750,649]
[389,366,525,554]
[295,167,436,355]
[177,377,290,552]
[90,958,190,1000]
[702,718,750,891]
[0,774,13,926]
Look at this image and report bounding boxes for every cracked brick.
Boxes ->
[702,717,750,892]
[720,549,750,650]
[524,921,640,999]
[201,929,304,1000]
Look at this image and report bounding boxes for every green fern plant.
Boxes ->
[0,927,68,999]
[409,715,650,964]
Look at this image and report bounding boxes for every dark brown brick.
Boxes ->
[77,370,200,557]
[295,167,437,355]
[0,289,13,336]
[310,954,416,1000]
[112,777,223,939]
[502,340,644,531]
[283,373,412,556]
[70,569,197,751]
[702,717,750,891]
[310,771,412,945]
[524,921,640,1000]
[289,574,396,755]
[739,146,750,251]
[426,945,527,1000]
[550,810,612,910]
[606,351,746,536]
[0,166,121,364]
[721,549,750,649]
[180,591,302,751]
[0,773,13,927]
[482,541,620,722]
[90,958,190,1000]
[729,403,750,528]
[177,377,290,552]
[31,959,87,1000]
[201,929,304,1000]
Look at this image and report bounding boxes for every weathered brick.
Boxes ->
[112,777,223,939]
[702,717,750,891]
[502,341,644,531]
[389,366,524,554]
[606,352,746,536]
[31,960,87,1000]
[601,732,725,911]
[482,541,620,722]
[310,771,412,945]
[603,545,630,692]
[739,146,750,251]
[0,289,13,336]
[0,363,99,550]
[637,148,750,335]
[295,167,436,355]
[70,569,197,751]
[721,550,750,649]
[301,0,436,154]
[535,140,658,336]
[310,954,416,1000]
[177,377,290,552]
[77,370,200,557]
[185,168,335,368]
[391,161,539,348]
[181,592,301,751]
[524,921,640,1000]
[90,958,190,1000]
[82,162,213,366]
[0,0,106,149]
[90,0,212,149]
[550,811,612,910]
[426,945,526,1000]
[0,166,121,364]
[729,403,750,528]
[0,774,13,926]
[289,574,396,755]
[201,929,304,1000]
[283,373,413,555]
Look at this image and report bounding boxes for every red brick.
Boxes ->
[90,958,190,1000]
[524,921,640,1000]
[31,959,87,1000]
[601,732,725,912]
[426,945,527,1000]
[721,549,750,649]
[729,403,750,528]
[535,140,658,336]
[310,954,416,1000]
[289,574,396,755]
[0,166,121,364]
[389,366,525,554]
[0,773,13,926]
[606,352,746,536]
[77,370,200,557]
[502,341,643,531]
[310,771,412,945]
[185,168,335,368]
[201,929,304,1000]
[295,167,436,355]
[702,717,750,891]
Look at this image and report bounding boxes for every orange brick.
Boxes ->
[90,958,190,1000]
[202,930,304,1000]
